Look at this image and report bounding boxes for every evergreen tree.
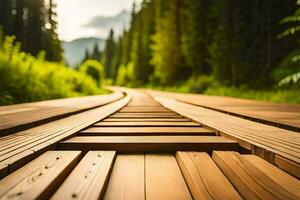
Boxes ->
[182,0,211,75]
[105,0,296,89]
[120,29,130,65]
[151,0,186,85]
[91,43,101,60]
[103,29,116,78]
[82,48,90,63]
[0,0,63,61]
[44,0,63,61]
[112,36,123,80]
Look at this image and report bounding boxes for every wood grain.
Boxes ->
[103,154,145,200]
[153,96,300,177]
[80,127,214,136]
[145,154,192,200]
[275,155,300,179]
[176,151,241,200]
[59,136,239,152]
[103,118,191,122]
[0,151,81,200]
[109,114,183,118]
[147,89,300,131]
[51,151,116,200]
[94,121,201,127]
[0,92,123,135]
[0,96,130,177]
[212,151,300,200]
[243,154,300,198]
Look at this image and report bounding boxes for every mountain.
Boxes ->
[62,10,132,67]
[82,9,131,37]
[62,37,105,67]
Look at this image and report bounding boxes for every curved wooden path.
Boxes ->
[0,88,299,200]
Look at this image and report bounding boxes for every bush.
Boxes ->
[0,36,106,105]
[116,64,129,86]
[184,75,215,93]
[79,60,104,86]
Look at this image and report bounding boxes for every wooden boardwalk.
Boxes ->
[0,88,299,199]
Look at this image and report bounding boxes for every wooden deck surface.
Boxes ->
[146,90,300,131]
[0,87,299,199]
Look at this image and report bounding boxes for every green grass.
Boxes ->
[143,75,300,104]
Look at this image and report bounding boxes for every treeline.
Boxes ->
[103,0,297,89]
[0,0,62,61]
[0,1,107,105]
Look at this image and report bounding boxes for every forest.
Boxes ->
[0,0,107,105]
[0,0,300,105]
[102,0,300,103]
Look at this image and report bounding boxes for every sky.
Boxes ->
[54,0,142,41]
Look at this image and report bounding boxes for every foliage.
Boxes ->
[116,64,129,86]
[0,0,63,61]
[79,59,104,86]
[184,75,215,93]
[103,29,116,78]
[204,85,300,104]
[276,1,300,88]
[146,76,300,104]
[278,72,300,87]
[0,36,106,105]
[100,0,299,104]
[151,0,186,86]
[81,43,102,65]
[103,0,296,91]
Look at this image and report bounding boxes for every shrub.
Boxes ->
[116,64,129,86]
[185,75,215,93]
[0,36,105,105]
[79,59,104,86]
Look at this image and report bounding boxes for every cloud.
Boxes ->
[82,10,130,34]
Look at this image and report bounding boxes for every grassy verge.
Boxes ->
[143,77,300,104]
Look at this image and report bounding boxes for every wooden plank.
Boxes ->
[145,154,192,200]
[1,150,36,175]
[0,96,130,176]
[59,136,239,152]
[243,154,300,198]
[0,92,123,135]
[176,152,241,200]
[212,151,300,200]
[119,109,171,113]
[103,118,191,122]
[275,155,300,179]
[147,90,300,131]
[0,151,81,199]
[112,112,179,116]
[80,127,214,136]
[52,151,116,200]
[0,164,8,179]
[153,97,300,169]
[93,121,201,127]
[108,114,183,118]
[103,154,145,200]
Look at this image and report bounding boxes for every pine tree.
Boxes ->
[182,0,211,75]
[130,11,143,85]
[112,36,123,80]
[82,48,90,63]
[151,0,186,85]
[103,29,116,78]
[139,0,155,83]
[91,43,101,60]
[45,0,63,61]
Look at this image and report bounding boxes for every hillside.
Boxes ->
[62,37,105,67]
